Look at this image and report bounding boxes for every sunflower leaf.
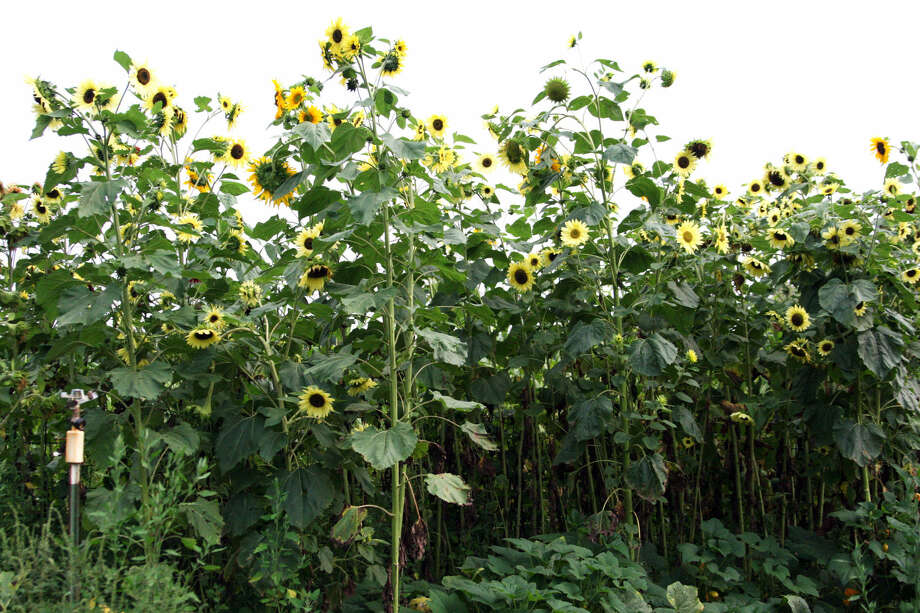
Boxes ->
[430,391,484,412]
[78,180,125,217]
[564,320,609,356]
[281,466,334,530]
[380,133,425,160]
[626,453,668,502]
[629,333,678,377]
[304,351,358,383]
[667,280,700,308]
[113,50,132,72]
[857,327,902,378]
[603,143,637,164]
[833,420,885,467]
[108,362,172,401]
[292,121,332,150]
[460,422,498,451]
[331,506,367,546]
[215,416,265,473]
[568,396,613,441]
[665,582,704,613]
[219,181,249,196]
[348,187,397,225]
[350,422,418,470]
[417,328,467,366]
[626,176,661,207]
[179,498,223,546]
[425,473,471,505]
[57,284,120,326]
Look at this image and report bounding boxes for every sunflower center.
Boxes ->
[791,346,805,357]
[768,171,785,187]
[137,68,151,85]
[308,265,329,279]
[845,227,855,236]
[309,393,325,407]
[83,89,96,104]
[482,157,492,168]
[302,237,313,250]
[514,269,529,284]
[36,203,47,213]
[209,314,219,323]
[230,144,244,160]
[791,313,803,326]
[682,231,694,242]
[194,331,214,340]
[877,142,886,155]
[816,161,825,169]
[677,156,690,169]
[909,270,917,278]
[47,189,60,199]
[332,29,343,43]
[570,228,581,239]
[821,342,832,351]
[432,119,444,131]
[152,92,167,108]
[795,155,804,164]
[505,142,523,164]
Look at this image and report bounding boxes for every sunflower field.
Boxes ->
[2,19,920,613]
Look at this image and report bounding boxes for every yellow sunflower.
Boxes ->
[144,85,173,112]
[768,229,794,249]
[747,180,764,196]
[541,248,560,267]
[222,139,250,168]
[884,178,901,197]
[902,268,920,284]
[226,229,247,254]
[298,385,334,420]
[300,264,333,292]
[203,306,225,330]
[394,40,408,57]
[176,212,202,243]
[285,86,306,110]
[507,261,534,292]
[474,153,497,174]
[820,183,838,195]
[186,328,221,349]
[239,280,262,307]
[672,150,696,178]
[249,157,295,207]
[713,184,728,199]
[871,137,890,164]
[764,166,789,191]
[526,252,543,270]
[784,339,810,363]
[817,339,835,357]
[298,105,322,124]
[854,301,867,317]
[74,80,99,111]
[742,256,771,278]
[346,377,377,397]
[481,185,494,198]
[294,226,321,258]
[560,219,589,248]
[380,52,404,77]
[129,62,155,94]
[412,121,427,141]
[272,79,285,119]
[498,140,528,174]
[426,114,448,139]
[812,158,827,174]
[325,17,349,50]
[785,152,808,172]
[839,220,862,246]
[785,305,810,331]
[675,221,702,254]
[33,197,52,223]
[713,225,729,254]
[821,226,841,250]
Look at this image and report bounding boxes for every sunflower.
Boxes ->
[730,411,754,424]
[817,339,835,357]
[681,436,695,449]
[171,106,188,138]
[714,225,729,254]
[786,152,808,172]
[543,77,570,103]
[298,385,334,420]
[325,17,349,50]
[743,256,771,278]
[498,140,527,174]
[871,137,890,164]
[768,229,794,249]
[854,301,868,317]
[884,178,901,197]
[784,339,810,363]
[673,221,702,254]
[325,104,346,130]
[272,79,285,119]
[812,158,827,174]
[820,183,838,195]
[226,229,247,254]
[185,166,211,192]
[300,264,333,292]
[129,62,155,94]
[672,150,696,177]
[226,101,243,128]
[713,184,728,199]
[474,153,496,174]
[203,306,225,330]
[905,196,916,214]
[432,146,457,173]
[73,80,99,111]
[412,121,427,141]
[664,213,681,225]
[346,377,377,397]
[44,186,63,204]
[144,85,173,112]
[426,114,447,139]
[839,220,862,245]
[785,305,811,331]
[9,201,25,220]
[686,349,698,363]
[408,596,432,613]
[176,213,202,243]
[238,280,262,307]
[480,185,494,198]
[285,86,306,110]
[561,219,589,248]
[222,139,249,168]
[526,252,543,270]
[821,226,841,250]
[219,95,232,112]
[642,60,658,73]
[686,139,712,160]
[507,261,534,292]
[380,53,403,77]
[52,151,70,175]
[32,197,52,223]
[298,105,322,124]
[249,157,294,207]
[747,180,764,196]
[186,328,220,349]
[341,34,362,60]
[764,166,789,190]
[540,248,561,266]
[294,226,321,258]
[902,268,920,283]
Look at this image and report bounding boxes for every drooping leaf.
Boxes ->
[381,133,426,160]
[282,466,334,529]
[418,327,468,366]
[108,362,172,401]
[833,420,885,467]
[425,473,471,505]
[568,396,613,442]
[350,422,418,470]
[331,506,367,545]
[292,121,332,150]
[564,319,609,356]
[57,284,120,326]
[667,280,700,308]
[626,453,668,501]
[304,351,358,383]
[673,406,702,441]
[784,595,811,613]
[857,327,902,378]
[348,187,397,225]
[460,422,498,451]
[629,333,678,376]
[179,498,223,546]
[470,373,511,406]
[603,143,637,164]
[215,416,265,473]
[160,422,200,456]
[430,391,484,412]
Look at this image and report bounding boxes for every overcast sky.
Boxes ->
[3,1,919,222]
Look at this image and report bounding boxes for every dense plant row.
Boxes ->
[1,20,919,612]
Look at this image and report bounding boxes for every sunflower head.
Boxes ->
[526,252,543,270]
[300,263,333,292]
[298,385,334,420]
[785,305,810,332]
[784,340,810,363]
[186,328,220,350]
[249,156,294,206]
[543,77,570,103]
[871,137,890,164]
[660,69,676,87]
[239,280,262,307]
[675,221,702,254]
[685,139,712,160]
[902,268,920,284]
[673,150,696,178]
[498,139,527,174]
[817,339,835,357]
[560,219,590,248]
[427,114,448,139]
[507,261,534,292]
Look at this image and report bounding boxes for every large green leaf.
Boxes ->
[381,133,425,160]
[470,373,511,406]
[78,180,124,217]
[833,420,884,467]
[568,396,613,442]
[180,498,223,546]
[857,327,902,378]
[418,328,467,366]
[282,466,334,530]
[603,143,637,164]
[564,319,609,356]
[108,362,172,401]
[304,351,358,382]
[331,506,367,545]
[785,595,811,613]
[57,284,120,326]
[629,333,678,377]
[818,278,877,327]
[160,422,200,456]
[348,187,397,225]
[292,121,332,150]
[666,582,704,613]
[430,391,484,412]
[215,416,265,473]
[460,422,498,451]
[667,280,700,308]
[425,473,471,505]
[350,421,418,470]
[626,453,667,501]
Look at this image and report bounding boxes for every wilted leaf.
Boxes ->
[425,473,471,505]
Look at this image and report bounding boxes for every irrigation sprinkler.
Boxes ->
[61,388,96,604]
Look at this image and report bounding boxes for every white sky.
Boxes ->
[3,0,919,223]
